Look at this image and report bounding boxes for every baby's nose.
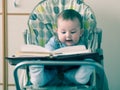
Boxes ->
[66,32,71,38]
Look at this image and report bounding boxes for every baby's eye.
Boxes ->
[61,31,66,34]
[71,31,76,34]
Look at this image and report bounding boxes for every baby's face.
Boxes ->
[57,18,83,46]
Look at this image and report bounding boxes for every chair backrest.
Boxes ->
[25,0,97,51]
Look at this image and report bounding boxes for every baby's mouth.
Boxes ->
[65,40,73,43]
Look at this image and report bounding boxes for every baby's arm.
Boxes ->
[45,36,59,51]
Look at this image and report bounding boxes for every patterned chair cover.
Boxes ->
[25,0,98,52]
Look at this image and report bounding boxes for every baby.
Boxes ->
[29,9,95,87]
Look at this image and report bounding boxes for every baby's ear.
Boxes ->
[54,29,58,35]
[55,28,58,33]
[80,29,84,35]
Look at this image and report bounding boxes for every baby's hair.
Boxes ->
[57,9,83,29]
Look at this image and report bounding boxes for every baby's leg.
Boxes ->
[64,59,95,84]
[29,65,57,87]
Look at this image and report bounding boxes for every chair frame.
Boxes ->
[14,60,105,90]
[10,0,108,90]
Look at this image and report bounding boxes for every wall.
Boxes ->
[0,0,3,89]
[85,0,120,90]
[7,0,43,89]
[1,0,42,89]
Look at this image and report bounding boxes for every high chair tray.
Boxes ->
[6,52,100,66]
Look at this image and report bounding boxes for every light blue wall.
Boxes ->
[85,0,120,90]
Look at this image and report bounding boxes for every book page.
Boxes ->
[20,44,50,53]
[15,44,51,57]
[53,45,91,55]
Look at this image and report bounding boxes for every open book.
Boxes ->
[15,44,91,58]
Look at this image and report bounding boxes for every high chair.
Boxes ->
[7,0,109,90]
